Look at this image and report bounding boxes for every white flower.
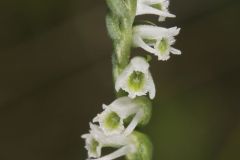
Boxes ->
[88,145,135,160]
[93,97,146,136]
[87,131,152,160]
[82,124,131,159]
[89,123,129,147]
[133,25,181,61]
[82,133,102,158]
[93,107,125,136]
[115,57,156,99]
[136,0,175,21]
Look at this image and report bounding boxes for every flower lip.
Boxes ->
[128,71,146,92]
[104,111,121,130]
[93,108,125,136]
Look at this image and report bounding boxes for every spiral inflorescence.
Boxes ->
[82,0,181,159]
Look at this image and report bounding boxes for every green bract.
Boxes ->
[133,96,152,126]
[106,13,121,41]
[126,131,153,160]
[105,0,129,18]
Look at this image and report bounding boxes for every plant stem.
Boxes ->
[112,0,136,83]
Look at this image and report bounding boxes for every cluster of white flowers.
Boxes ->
[82,96,152,160]
[82,0,181,160]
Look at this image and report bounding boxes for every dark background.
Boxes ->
[0,0,240,160]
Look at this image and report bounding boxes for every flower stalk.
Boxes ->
[106,0,137,81]
[82,0,181,159]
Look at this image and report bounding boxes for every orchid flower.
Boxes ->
[93,97,152,136]
[133,25,181,61]
[115,57,156,99]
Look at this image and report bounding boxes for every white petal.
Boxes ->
[133,25,180,40]
[133,35,157,54]
[168,27,181,37]
[115,65,132,92]
[133,25,168,39]
[123,110,144,136]
[136,3,175,18]
[130,56,150,73]
[157,54,170,61]
[170,47,181,55]
[88,145,134,160]
[145,72,156,99]
[107,97,139,119]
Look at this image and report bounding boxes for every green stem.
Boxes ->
[111,0,137,84]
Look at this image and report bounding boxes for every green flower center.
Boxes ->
[90,138,99,155]
[104,112,121,130]
[144,39,156,45]
[151,3,162,10]
[128,71,145,91]
[158,38,169,53]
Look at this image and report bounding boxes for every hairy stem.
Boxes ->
[109,0,137,83]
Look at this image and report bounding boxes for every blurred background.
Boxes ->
[0,0,239,160]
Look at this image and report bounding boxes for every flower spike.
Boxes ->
[115,57,156,99]
[133,25,181,61]
[136,0,175,21]
[83,0,181,159]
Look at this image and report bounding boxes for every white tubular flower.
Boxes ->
[89,123,129,147]
[93,106,125,136]
[83,96,153,159]
[115,57,156,99]
[82,124,130,159]
[88,131,153,160]
[136,0,175,21]
[93,97,149,136]
[133,25,181,61]
[82,134,102,158]
[88,145,135,160]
